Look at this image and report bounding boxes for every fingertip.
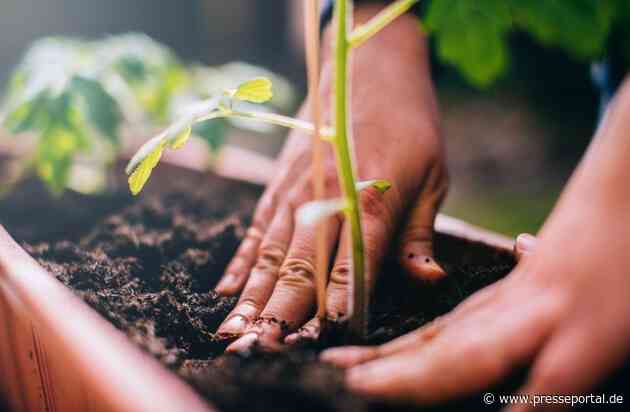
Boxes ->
[226,332,259,353]
[215,273,241,295]
[321,346,377,368]
[285,324,319,345]
[217,315,248,336]
[403,254,447,282]
[515,233,537,258]
[284,333,301,345]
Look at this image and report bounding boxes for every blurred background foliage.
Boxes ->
[0,0,626,237]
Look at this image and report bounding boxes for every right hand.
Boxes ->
[214,4,448,350]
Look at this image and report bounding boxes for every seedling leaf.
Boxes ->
[168,122,192,149]
[233,77,273,103]
[128,141,164,195]
[356,179,392,193]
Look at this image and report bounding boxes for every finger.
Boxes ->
[514,233,537,262]
[321,277,507,367]
[398,166,448,281]
[344,290,559,404]
[226,210,342,352]
[315,187,396,336]
[321,315,448,368]
[284,316,322,345]
[217,206,293,336]
[285,222,354,345]
[215,191,275,295]
[215,136,311,295]
[508,320,630,412]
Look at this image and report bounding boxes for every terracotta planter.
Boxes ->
[0,160,514,412]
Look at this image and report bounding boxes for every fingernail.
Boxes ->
[215,273,237,294]
[218,315,248,336]
[516,234,537,254]
[226,332,259,353]
[408,254,446,281]
[284,333,300,345]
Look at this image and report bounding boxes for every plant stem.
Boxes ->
[199,109,334,138]
[305,0,329,321]
[333,0,367,339]
[348,0,419,49]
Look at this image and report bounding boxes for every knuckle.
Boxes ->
[236,296,263,314]
[254,243,286,273]
[360,187,390,219]
[287,190,305,210]
[329,260,351,288]
[278,258,316,287]
[227,254,251,271]
[255,192,277,221]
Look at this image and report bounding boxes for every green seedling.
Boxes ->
[127,0,417,340]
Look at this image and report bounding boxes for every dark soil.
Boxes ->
[6,165,626,412]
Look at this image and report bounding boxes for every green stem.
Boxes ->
[348,0,419,49]
[198,109,334,139]
[333,0,366,339]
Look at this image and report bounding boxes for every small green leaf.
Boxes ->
[356,179,392,193]
[168,123,192,149]
[233,77,273,103]
[128,142,164,195]
[297,198,347,226]
[69,76,122,144]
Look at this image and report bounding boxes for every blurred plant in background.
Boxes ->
[425,0,630,87]
[0,33,294,194]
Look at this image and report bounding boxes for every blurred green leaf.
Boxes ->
[115,56,147,84]
[4,91,51,134]
[509,0,614,60]
[193,120,226,153]
[69,76,122,144]
[425,0,511,87]
[35,126,85,194]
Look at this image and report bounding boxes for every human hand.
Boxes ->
[215,4,448,350]
[321,79,630,410]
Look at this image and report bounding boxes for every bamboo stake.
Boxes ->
[304,0,328,321]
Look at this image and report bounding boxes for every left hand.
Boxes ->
[321,79,630,410]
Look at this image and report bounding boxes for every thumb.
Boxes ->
[514,233,537,261]
[398,170,447,282]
